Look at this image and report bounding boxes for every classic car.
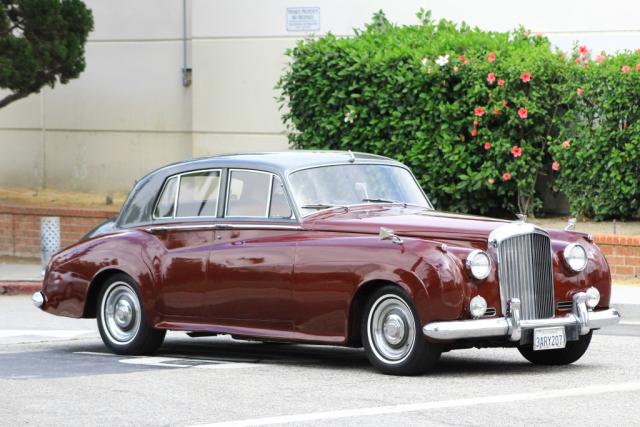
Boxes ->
[33,151,621,375]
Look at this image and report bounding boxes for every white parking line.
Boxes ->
[619,321,640,326]
[190,381,640,427]
[0,329,94,338]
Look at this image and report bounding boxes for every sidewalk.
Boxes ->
[0,258,41,295]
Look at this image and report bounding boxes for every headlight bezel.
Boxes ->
[466,249,492,280]
[563,243,588,272]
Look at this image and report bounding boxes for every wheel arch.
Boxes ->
[347,279,406,347]
[83,268,133,318]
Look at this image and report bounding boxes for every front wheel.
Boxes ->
[361,286,441,375]
[97,274,166,355]
[518,331,592,365]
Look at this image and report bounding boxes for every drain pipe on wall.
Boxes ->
[182,0,192,87]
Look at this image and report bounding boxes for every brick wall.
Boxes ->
[594,234,640,280]
[0,204,118,258]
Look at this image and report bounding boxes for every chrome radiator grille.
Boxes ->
[496,232,554,320]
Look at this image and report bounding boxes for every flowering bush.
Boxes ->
[278,11,574,216]
[550,50,640,220]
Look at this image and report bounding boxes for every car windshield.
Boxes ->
[288,164,431,216]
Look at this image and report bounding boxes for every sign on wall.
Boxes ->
[286,7,320,32]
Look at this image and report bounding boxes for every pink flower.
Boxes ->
[621,65,631,73]
[636,64,640,72]
[551,161,560,171]
[518,107,528,119]
[596,54,605,63]
[497,79,505,87]
[487,51,496,62]
[473,119,479,126]
[577,87,583,97]
[459,55,469,65]
[493,108,501,116]
[511,146,523,157]
[487,178,495,185]
[502,172,511,181]
[583,60,589,67]
[520,72,532,83]
[487,72,496,84]
[562,140,571,149]
[471,128,478,137]
[579,45,589,57]
[501,100,508,107]
[453,65,459,73]
[575,57,583,65]
[474,106,485,117]
[484,142,491,150]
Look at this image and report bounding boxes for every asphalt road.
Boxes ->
[1,295,639,427]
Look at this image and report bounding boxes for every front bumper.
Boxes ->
[423,292,621,341]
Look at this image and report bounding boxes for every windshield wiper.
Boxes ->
[362,198,401,204]
[300,203,342,210]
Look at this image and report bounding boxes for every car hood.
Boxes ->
[304,205,518,243]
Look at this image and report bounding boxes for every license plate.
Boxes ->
[533,327,566,351]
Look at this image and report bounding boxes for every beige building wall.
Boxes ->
[1,0,639,192]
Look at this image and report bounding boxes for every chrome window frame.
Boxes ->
[152,168,223,220]
[224,169,296,221]
[285,162,434,218]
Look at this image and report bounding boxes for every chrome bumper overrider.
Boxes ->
[32,291,44,308]
[423,292,621,341]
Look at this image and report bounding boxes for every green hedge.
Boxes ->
[277,10,639,219]
[550,51,640,220]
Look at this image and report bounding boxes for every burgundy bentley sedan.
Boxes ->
[33,151,620,375]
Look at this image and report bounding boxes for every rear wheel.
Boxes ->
[361,285,441,375]
[97,274,166,355]
[518,331,592,365]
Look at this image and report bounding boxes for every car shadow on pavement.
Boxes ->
[62,335,591,377]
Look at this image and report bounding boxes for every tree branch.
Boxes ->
[0,90,29,109]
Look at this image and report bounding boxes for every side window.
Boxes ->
[154,177,178,218]
[269,175,293,219]
[226,170,271,217]
[175,170,221,217]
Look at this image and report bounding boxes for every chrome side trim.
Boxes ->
[422,292,621,341]
[144,223,304,233]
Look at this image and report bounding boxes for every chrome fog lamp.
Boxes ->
[585,287,600,309]
[469,295,488,318]
[466,250,491,280]
[563,243,588,272]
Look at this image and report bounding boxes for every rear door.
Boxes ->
[151,169,222,320]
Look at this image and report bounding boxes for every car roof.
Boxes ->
[116,150,403,227]
[148,150,399,176]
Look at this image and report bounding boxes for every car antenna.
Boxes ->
[348,150,356,163]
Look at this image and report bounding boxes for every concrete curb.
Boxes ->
[0,281,41,296]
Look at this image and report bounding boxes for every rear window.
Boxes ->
[154,177,178,218]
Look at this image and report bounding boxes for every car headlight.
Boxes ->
[466,250,491,280]
[563,243,588,272]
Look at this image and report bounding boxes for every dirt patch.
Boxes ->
[0,187,125,211]
[0,256,40,265]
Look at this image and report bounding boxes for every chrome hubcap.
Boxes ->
[369,295,416,363]
[101,282,141,344]
[382,313,406,345]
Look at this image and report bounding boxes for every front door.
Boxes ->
[204,169,299,332]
